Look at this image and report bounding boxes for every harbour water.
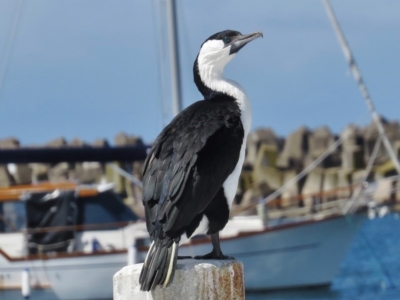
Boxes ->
[249,212,400,299]
[1,213,399,300]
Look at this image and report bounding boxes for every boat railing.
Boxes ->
[0,182,101,202]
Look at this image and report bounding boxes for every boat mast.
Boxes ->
[166,0,183,116]
[323,0,400,174]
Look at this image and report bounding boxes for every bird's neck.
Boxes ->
[193,58,252,133]
[194,57,245,102]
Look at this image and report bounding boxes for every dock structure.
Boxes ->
[113,259,245,300]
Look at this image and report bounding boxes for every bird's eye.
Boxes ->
[223,36,231,44]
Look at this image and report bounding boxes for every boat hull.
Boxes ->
[45,252,126,300]
[178,215,364,290]
[0,215,363,299]
[0,250,127,300]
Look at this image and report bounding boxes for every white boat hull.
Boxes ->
[0,215,363,299]
[0,251,126,300]
[45,253,126,300]
[178,215,364,290]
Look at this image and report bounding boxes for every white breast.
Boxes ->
[222,89,252,208]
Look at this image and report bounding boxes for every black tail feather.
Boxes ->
[139,237,178,291]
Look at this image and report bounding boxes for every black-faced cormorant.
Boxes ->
[139,29,263,291]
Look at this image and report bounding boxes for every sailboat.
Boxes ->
[0,169,367,299]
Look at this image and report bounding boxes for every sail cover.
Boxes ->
[25,191,77,254]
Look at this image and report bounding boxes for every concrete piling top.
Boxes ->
[113,259,245,300]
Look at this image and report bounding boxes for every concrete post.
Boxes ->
[113,259,245,300]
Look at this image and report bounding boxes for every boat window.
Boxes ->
[76,190,138,230]
[0,202,26,232]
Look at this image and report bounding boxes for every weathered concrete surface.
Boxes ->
[113,259,244,300]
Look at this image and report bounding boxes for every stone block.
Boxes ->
[0,165,13,187]
[302,170,323,207]
[308,126,334,155]
[70,162,103,183]
[322,169,338,202]
[281,170,299,207]
[12,164,32,184]
[69,138,89,147]
[0,137,19,149]
[115,132,144,146]
[337,170,351,199]
[29,163,50,182]
[92,139,109,147]
[277,126,309,169]
[48,162,70,182]
[246,128,280,165]
[45,137,67,148]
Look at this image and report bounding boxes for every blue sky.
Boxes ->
[0,0,399,145]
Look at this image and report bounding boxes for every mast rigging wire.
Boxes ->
[0,0,25,102]
[151,0,171,127]
[323,0,400,174]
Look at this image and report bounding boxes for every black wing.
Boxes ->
[142,98,244,239]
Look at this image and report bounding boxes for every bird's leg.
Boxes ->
[194,232,234,260]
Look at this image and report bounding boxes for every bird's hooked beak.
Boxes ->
[229,31,263,55]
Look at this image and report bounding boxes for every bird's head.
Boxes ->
[194,30,263,99]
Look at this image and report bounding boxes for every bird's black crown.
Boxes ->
[202,30,242,46]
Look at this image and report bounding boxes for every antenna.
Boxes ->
[323,0,400,174]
